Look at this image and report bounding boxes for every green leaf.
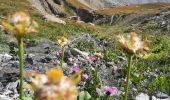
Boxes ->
[78,91,92,100]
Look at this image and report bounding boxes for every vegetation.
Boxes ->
[96,3,170,15]
[0,0,170,100]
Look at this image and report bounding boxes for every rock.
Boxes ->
[156,92,169,99]
[77,0,170,8]
[40,56,52,63]
[106,62,115,66]
[26,55,34,65]
[45,56,52,62]
[152,96,170,100]
[88,22,95,26]
[0,95,11,100]
[11,61,20,68]
[5,80,19,92]
[0,54,12,62]
[0,82,3,91]
[117,56,127,61]
[0,70,4,78]
[69,48,89,58]
[68,16,80,21]
[76,20,85,24]
[29,0,66,16]
[135,93,149,100]
[26,57,34,65]
[44,14,66,24]
[44,46,51,54]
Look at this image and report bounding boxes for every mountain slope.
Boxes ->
[78,0,170,8]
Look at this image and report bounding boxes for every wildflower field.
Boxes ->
[0,0,170,100]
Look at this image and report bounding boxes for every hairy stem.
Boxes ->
[18,38,24,100]
[124,55,133,100]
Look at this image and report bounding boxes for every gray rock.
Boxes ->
[135,93,149,100]
[5,80,19,92]
[11,61,19,68]
[78,0,170,8]
[0,54,12,62]
[26,55,34,65]
[156,92,169,99]
[152,96,170,100]
[69,48,89,58]
[0,95,11,100]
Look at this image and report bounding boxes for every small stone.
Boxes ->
[69,48,89,58]
[117,56,127,61]
[0,54,12,62]
[156,92,169,99]
[135,93,149,100]
[0,95,11,100]
[152,96,170,100]
[40,56,52,63]
[11,61,19,68]
[26,55,34,65]
[45,56,52,62]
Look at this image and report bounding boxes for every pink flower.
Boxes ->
[71,66,79,74]
[96,88,102,95]
[88,55,97,63]
[56,50,62,57]
[112,65,118,74]
[82,74,89,81]
[105,86,117,96]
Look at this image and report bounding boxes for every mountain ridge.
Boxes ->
[77,0,170,9]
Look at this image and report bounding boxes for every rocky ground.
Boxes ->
[0,33,170,100]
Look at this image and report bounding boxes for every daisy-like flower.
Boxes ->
[1,11,38,38]
[57,36,69,47]
[27,68,80,100]
[118,32,149,55]
[105,86,117,96]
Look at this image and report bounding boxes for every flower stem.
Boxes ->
[96,71,102,86]
[18,38,24,100]
[124,55,133,100]
[60,46,64,72]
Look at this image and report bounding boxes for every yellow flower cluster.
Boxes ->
[57,36,69,47]
[118,32,149,55]
[1,11,38,39]
[27,68,80,100]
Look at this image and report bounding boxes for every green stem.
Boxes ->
[96,64,103,87]
[60,46,64,72]
[124,55,133,100]
[18,38,24,100]
[106,96,110,100]
[97,71,103,87]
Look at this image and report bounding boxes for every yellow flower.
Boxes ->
[118,32,149,55]
[47,68,63,84]
[94,52,103,58]
[1,11,38,38]
[57,36,69,47]
[27,68,80,100]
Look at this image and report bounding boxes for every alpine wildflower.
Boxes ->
[118,32,149,100]
[57,36,69,72]
[118,32,149,55]
[1,11,38,100]
[105,86,117,96]
[27,68,80,100]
